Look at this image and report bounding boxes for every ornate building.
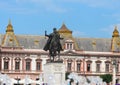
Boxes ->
[0,20,120,83]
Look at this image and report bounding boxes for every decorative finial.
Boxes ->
[115,25,118,30]
[6,19,14,32]
[62,22,65,25]
[9,19,11,25]
[112,25,119,37]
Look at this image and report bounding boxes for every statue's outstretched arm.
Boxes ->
[45,30,50,37]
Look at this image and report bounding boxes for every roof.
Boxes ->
[0,21,113,52]
[58,23,72,33]
[0,34,112,52]
[75,38,111,52]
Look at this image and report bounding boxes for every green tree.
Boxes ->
[100,74,112,84]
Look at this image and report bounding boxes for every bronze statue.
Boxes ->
[43,28,63,62]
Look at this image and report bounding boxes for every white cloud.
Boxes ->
[0,2,38,14]
[1,0,120,15]
[64,0,120,9]
[15,0,67,13]
[0,0,67,14]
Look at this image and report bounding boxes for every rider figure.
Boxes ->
[43,28,63,57]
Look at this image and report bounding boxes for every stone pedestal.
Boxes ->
[44,63,65,85]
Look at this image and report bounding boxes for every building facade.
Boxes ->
[0,20,120,83]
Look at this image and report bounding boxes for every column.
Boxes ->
[11,56,13,72]
[0,47,1,70]
[112,59,116,85]
[22,57,25,72]
[73,58,76,72]
[112,64,116,85]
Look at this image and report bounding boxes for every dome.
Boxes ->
[112,26,119,37]
[6,20,14,32]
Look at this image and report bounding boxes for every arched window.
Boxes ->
[67,59,73,72]
[65,39,74,50]
[25,58,32,71]
[95,60,101,72]
[105,61,110,72]
[3,57,10,70]
[15,58,21,71]
[76,60,82,72]
[36,59,42,71]
[86,60,92,72]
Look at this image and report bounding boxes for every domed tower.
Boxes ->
[58,23,72,38]
[6,19,14,33]
[111,26,120,52]
[58,23,79,50]
[112,26,119,37]
[2,19,20,47]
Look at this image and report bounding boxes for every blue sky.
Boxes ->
[0,0,120,38]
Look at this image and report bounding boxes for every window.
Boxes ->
[36,62,41,71]
[3,57,9,70]
[116,64,119,72]
[67,59,72,71]
[76,60,81,72]
[65,39,74,50]
[4,61,9,70]
[77,63,81,72]
[15,58,21,71]
[36,59,42,71]
[105,63,109,72]
[26,62,31,71]
[87,63,91,72]
[25,58,31,71]
[66,43,73,50]
[67,62,71,71]
[86,60,92,72]
[70,43,72,49]
[96,63,100,72]
[15,62,20,70]
[67,43,69,49]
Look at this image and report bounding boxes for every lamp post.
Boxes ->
[17,76,20,85]
[0,73,3,85]
[0,79,3,85]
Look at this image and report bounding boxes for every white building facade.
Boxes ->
[0,21,120,84]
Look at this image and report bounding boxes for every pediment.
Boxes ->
[63,50,78,55]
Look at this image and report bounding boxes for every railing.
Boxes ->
[1,69,120,76]
[67,71,120,76]
[0,69,43,74]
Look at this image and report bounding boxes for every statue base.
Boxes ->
[44,63,65,85]
[47,59,63,63]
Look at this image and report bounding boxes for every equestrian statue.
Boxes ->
[43,28,63,62]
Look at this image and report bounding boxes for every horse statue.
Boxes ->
[43,28,63,62]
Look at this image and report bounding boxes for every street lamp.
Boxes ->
[0,73,3,85]
[16,76,20,85]
[0,78,3,85]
